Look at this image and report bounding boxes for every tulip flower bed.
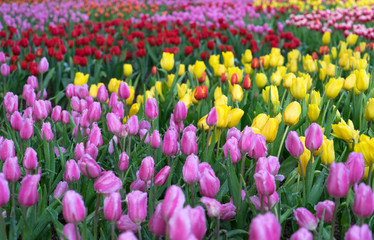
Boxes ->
[1,0,374,240]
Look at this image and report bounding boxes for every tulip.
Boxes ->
[308,104,320,122]
[62,190,86,223]
[189,206,207,239]
[332,119,359,144]
[87,102,101,123]
[41,122,54,142]
[174,101,188,123]
[365,98,374,121]
[248,212,281,240]
[181,131,198,156]
[315,200,335,223]
[294,207,318,231]
[150,130,161,149]
[223,136,242,164]
[126,190,147,225]
[38,57,49,74]
[74,72,89,86]
[161,185,185,220]
[250,192,279,212]
[344,224,372,240]
[356,69,370,93]
[10,111,23,132]
[162,129,178,158]
[118,82,130,100]
[139,156,154,181]
[322,31,331,45]
[61,111,70,125]
[118,152,129,172]
[325,78,344,99]
[353,183,374,218]
[104,192,122,222]
[18,173,40,207]
[206,107,218,126]
[343,73,356,91]
[0,139,15,162]
[283,101,301,126]
[106,113,122,135]
[0,174,10,207]
[305,123,323,152]
[123,64,133,77]
[200,168,220,198]
[231,84,243,102]
[94,171,122,194]
[327,162,349,198]
[193,60,206,79]
[20,118,34,140]
[3,157,21,182]
[117,215,138,233]
[238,126,255,153]
[255,73,267,89]
[3,92,18,114]
[262,85,279,105]
[145,98,158,121]
[320,138,335,166]
[160,52,174,71]
[0,63,10,76]
[64,160,80,183]
[290,228,313,240]
[261,118,279,143]
[183,154,200,184]
[285,131,304,158]
[97,85,108,103]
[254,170,276,197]
[118,232,138,240]
[154,166,171,186]
[345,152,365,186]
[53,181,68,199]
[222,51,234,68]
[227,108,244,128]
[168,207,193,240]
[201,197,222,218]
[221,201,237,221]
[22,147,38,172]
[291,77,307,100]
[149,203,166,236]
[61,223,81,240]
[127,115,139,136]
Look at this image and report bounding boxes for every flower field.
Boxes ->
[1,0,374,239]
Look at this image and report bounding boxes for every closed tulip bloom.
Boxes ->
[61,111,70,125]
[38,57,49,73]
[254,170,276,196]
[10,111,23,131]
[305,123,323,152]
[117,215,138,233]
[181,131,198,156]
[150,130,161,149]
[353,183,374,218]
[127,115,139,136]
[149,203,166,236]
[206,107,218,126]
[201,197,222,217]
[345,152,365,185]
[139,156,154,181]
[106,113,122,135]
[227,108,244,128]
[189,206,207,239]
[41,122,54,142]
[327,162,349,198]
[200,168,220,198]
[320,138,335,166]
[174,101,188,122]
[325,78,344,99]
[322,31,331,45]
[356,69,370,93]
[23,147,38,170]
[20,118,34,140]
[88,102,101,122]
[344,224,372,240]
[74,143,85,161]
[118,232,138,240]
[104,192,122,222]
[294,207,318,231]
[118,82,130,100]
[3,92,18,114]
[291,228,313,240]
[223,137,241,164]
[145,98,159,120]
[18,173,41,207]
[53,181,69,199]
[62,190,86,223]
[168,207,192,240]
[154,166,171,186]
[255,73,267,89]
[183,154,200,184]
[94,171,122,194]
[97,85,108,103]
[308,104,320,122]
[232,84,243,103]
[3,157,21,182]
[291,77,307,100]
[261,118,279,143]
[64,160,80,183]
[123,64,133,77]
[249,212,281,240]
[365,98,374,121]
[118,152,129,172]
[343,73,356,91]
[262,85,279,104]
[221,201,237,221]
[1,63,10,76]
[0,139,15,162]
[161,185,186,220]
[315,200,335,223]
[162,129,178,157]
[250,134,268,159]
[160,52,174,71]
[0,174,10,207]
[283,101,301,126]
[61,223,81,240]
[285,131,304,158]
[239,126,255,153]
[127,190,147,224]
[227,127,241,141]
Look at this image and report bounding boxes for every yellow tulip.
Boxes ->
[216,105,231,128]
[271,72,282,86]
[325,78,344,99]
[355,138,374,165]
[290,77,307,100]
[365,98,374,121]
[114,80,122,94]
[180,93,192,109]
[129,103,140,116]
[343,73,356,91]
[108,78,119,93]
[261,118,279,143]
[303,55,316,73]
[244,64,254,75]
[283,73,296,88]
[360,42,366,53]
[167,74,175,89]
[308,104,320,122]
[227,108,244,128]
[215,95,228,107]
[177,83,188,99]
[214,87,222,100]
[299,72,312,91]
[262,85,279,104]
[193,61,206,79]
[136,95,144,104]
[222,51,235,68]
[319,68,327,82]
[252,113,269,130]
[242,49,253,64]
[74,72,89,86]
[213,64,225,77]
[256,73,268,88]
[231,84,243,103]
[306,90,321,105]
[358,59,368,70]
[287,59,298,73]
[160,52,174,71]
[339,53,350,71]
[332,119,359,143]
[322,31,330,45]
[123,64,133,77]
[126,86,135,106]
[283,101,301,126]
[191,89,198,105]
[89,84,98,98]
[209,55,220,68]
[356,69,370,92]
[198,115,209,131]
[346,34,358,46]
[178,64,186,76]
[331,47,337,59]
[323,55,331,64]
[228,67,244,83]
[326,63,336,77]
[269,48,281,68]
[298,137,312,177]
[320,138,335,165]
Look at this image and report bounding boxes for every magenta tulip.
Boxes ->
[353,183,374,218]
[199,168,220,198]
[41,122,54,142]
[285,131,304,158]
[118,232,138,240]
[145,98,158,120]
[168,207,192,240]
[326,162,349,198]
[62,190,86,223]
[18,173,41,207]
[0,139,15,162]
[61,223,81,240]
[344,224,372,240]
[181,130,198,155]
[94,171,122,194]
[64,160,80,183]
[223,137,242,164]
[10,111,23,131]
[20,118,34,140]
[53,181,69,199]
[294,207,318,231]
[254,170,276,196]
[88,102,101,122]
[51,106,62,122]
[116,215,138,233]
[221,201,236,221]
[161,185,185,220]
[162,128,178,157]
[104,192,122,222]
[183,154,200,184]
[118,82,130,100]
[154,166,171,186]
[106,113,122,135]
[305,123,323,151]
[227,127,241,141]
[3,157,21,182]
[3,92,18,114]
[118,152,129,172]
[315,200,335,223]
[0,173,10,207]
[206,107,218,126]
[23,147,38,171]
[345,152,365,186]
[126,190,147,225]
[38,57,49,74]
[249,212,281,240]
[78,154,101,179]
[139,156,155,181]
[290,228,313,240]
[174,101,188,122]
[149,203,166,236]
[97,85,108,103]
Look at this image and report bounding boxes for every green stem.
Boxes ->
[10,183,16,240]
[321,99,331,125]
[22,207,28,240]
[359,218,364,226]
[128,136,131,154]
[216,130,221,159]
[40,73,44,99]
[216,217,220,240]
[276,125,290,159]
[93,194,101,240]
[75,224,79,240]
[3,76,6,96]
[238,155,246,202]
[0,207,7,240]
[111,222,115,240]
[206,128,211,156]
[367,164,373,187]
[260,194,264,214]
[330,198,339,240]
[138,224,142,240]
[298,158,306,205]
[190,184,194,207]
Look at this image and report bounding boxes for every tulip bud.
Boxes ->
[51,106,62,122]
[96,85,108,103]
[283,101,301,126]
[53,181,68,199]
[285,131,304,158]
[161,185,185,220]
[61,110,70,125]
[243,74,251,90]
[18,173,41,207]
[249,212,281,240]
[353,183,374,218]
[239,126,255,153]
[88,102,101,123]
[106,113,122,135]
[41,122,54,142]
[3,92,18,114]
[327,162,349,198]
[118,82,130,100]
[344,224,372,240]
[345,152,365,186]
[221,201,237,221]
[182,154,200,184]
[145,98,159,120]
[162,129,178,157]
[61,223,81,240]
[10,111,23,131]
[78,154,101,179]
[304,123,323,152]
[127,115,139,136]
[1,63,10,76]
[0,139,15,162]
[118,232,138,240]
[64,160,80,183]
[94,171,122,194]
[127,190,147,224]
[116,215,138,233]
[3,157,21,182]
[315,200,335,223]
[290,228,313,240]
[181,131,198,156]
[150,130,161,149]
[168,207,193,240]
[154,166,171,186]
[227,127,241,141]
[149,203,166,236]
[118,152,129,172]
[38,57,49,74]
[20,118,34,140]
[174,101,188,122]
[294,207,318,231]
[201,197,222,217]
[62,190,86,223]
[0,173,10,207]
[199,168,220,198]
[206,107,218,126]
[104,192,122,222]
[139,156,155,181]
[223,137,241,164]
[23,147,38,171]
[254,170,276,196]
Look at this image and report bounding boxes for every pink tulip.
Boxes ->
[170,113,184,132]
[36,89,47,100]
[62,190,86,223]
[161,185,186,220]
[23,147,38,171]
[199,168,220,198]
[64,160,80,183]
[119,152,129,172]
[97,85,108,103]
[33,100,48,121]
[327,162,349,198]
[104,192,122,222]
[294,207,318,231]
[345,152,365,186]
[189,206,207,239]
[3,92,18,114]
[130,178,149,192]
[18,173,41,207]
[315,200,335,223]
[305,123,323,151]
[255,156,280,176]
[353,183,374,218]
[290,228,313,240]
[126,190,147,225]
[41,122,54,142]
[0,139,15,162]
[88,102,101,122]
[20,118,34,140]
[139,156,155,181]
[51,106,62,122]
[53,181,69,199]
[10,111,23,131]
[23,86,36,106]
[61,223,81,240]
[66,84,75,98]
[74,143,85,160]
[118,82,130,100]
[85,143,98,160]
[181,130,198,155]
[145,98,159,120]
[118,232,138,240]
[250,134,268,159]
[127,115,139,136]
[174,101,188,122]
[154,166,171,186]
[116,215,138,233]
[250,192,279,212]
[150,130,161,149]
[106,113,122,135]
[27,76,38,90]
[61,110,70,125]
[38,57,49,74]
[88,123,103,147]
[221,201,236,221]
[168,207,193,240]
[3,157,21,182]
[162,128,178,157]
[227,127,241,141]
[94,171,122,194]
[285,131,304,158]
[108,92,118,109]
[78,154,101,179]
[249,212,281,240]
[254,170,276,196]
[206,107,218,126]
[149,203,166,236]
[0,173,10,207]
[344,224,372,240]
[1,63,10,76]
[239,126,255,153]
[183,154,200,184]
[223,137,241,164]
